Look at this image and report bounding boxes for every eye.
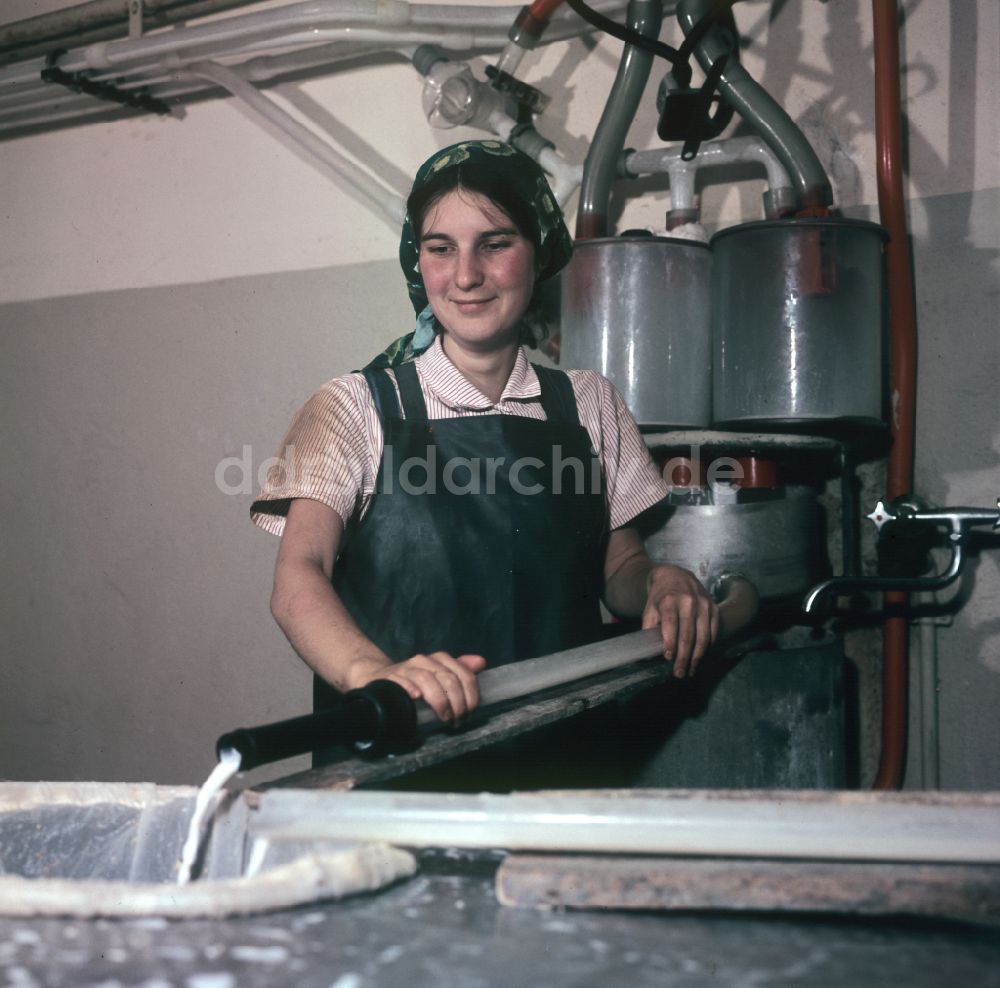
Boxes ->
[423,244,454,256]
[482,240,512,253]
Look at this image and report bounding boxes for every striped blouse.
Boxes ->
[251,336,669,536]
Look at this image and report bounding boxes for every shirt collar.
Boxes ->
[415,336,542,410]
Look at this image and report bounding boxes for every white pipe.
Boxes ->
[185,60,405,228]
[411,573,756,728]
[0,0,629,136]
[1,0,627,85]
[538,146,584,206]
[416,628,666,729]
[249,789,1000,864]
[624,135,794,213]
[61,0,624,73]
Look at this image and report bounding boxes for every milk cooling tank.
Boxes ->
[560,235,712,429]
[711,218,888,437]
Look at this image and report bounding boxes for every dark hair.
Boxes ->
[407,163,540,248]
[406,164,553,347]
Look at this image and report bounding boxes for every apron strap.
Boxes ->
[393,360,428,421]
[361,365,402,425]
[533,364,581,427]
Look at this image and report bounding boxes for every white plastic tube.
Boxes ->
[249,789,1000,864]
[1,0,627,88]
[20,0,625,76]
[1,0,629,134]
[185,59,405,228]
[413,572,758,727]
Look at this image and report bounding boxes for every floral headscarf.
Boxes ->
[366,140,574,369]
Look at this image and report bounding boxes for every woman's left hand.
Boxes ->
[642,564,719,679]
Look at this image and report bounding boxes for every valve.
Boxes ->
[422,61,518,131]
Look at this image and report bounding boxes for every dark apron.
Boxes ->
[315,359,617,787]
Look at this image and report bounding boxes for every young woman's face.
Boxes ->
[417,189,536,354]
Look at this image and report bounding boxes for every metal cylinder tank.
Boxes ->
[638,486,825,600]
[711,218,887,436]
[560,236,712,428]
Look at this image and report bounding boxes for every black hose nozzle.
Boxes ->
[215,679,417,773]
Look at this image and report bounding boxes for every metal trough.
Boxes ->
[0,781,414,919]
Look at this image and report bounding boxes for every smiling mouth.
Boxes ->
[452,297,495,308]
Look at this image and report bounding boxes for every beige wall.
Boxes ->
[1,0,998,785]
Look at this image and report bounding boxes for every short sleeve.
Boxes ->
[250,374,379,537]
[567,370,669,531]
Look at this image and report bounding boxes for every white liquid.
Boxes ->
[176,747,242,884]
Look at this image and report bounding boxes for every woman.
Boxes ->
[252,140,717,733]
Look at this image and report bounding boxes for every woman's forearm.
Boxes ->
[271,555,394,693]
[270,498,396,692]
[603,550,654,618]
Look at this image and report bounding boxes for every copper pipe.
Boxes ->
[871,0,918,790]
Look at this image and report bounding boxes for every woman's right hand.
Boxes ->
[359,652,487,724]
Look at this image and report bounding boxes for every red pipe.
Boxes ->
[528,0,566,19]
[510,0,566,45]
[871,0,918,790]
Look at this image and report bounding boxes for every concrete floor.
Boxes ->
[3,853,999,988]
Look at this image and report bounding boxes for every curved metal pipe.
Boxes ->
[802,544,964,615]
[675,0,832,210]
[576,0,663,239]
[623,134,794,215]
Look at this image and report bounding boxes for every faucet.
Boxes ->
[802,496,1000,614]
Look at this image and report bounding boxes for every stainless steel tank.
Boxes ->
[639,486,823,599]
[711,218,887,435]
[560,236,712,428]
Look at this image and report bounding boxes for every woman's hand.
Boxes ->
[273,500,487,722]
[604,528,718,678]
[642,564,719,679]
[357,652,487,724]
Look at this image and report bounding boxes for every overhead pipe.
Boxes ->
[871,0,918,790]
[577,0,663,238]
[0,1,629,137]
[0,0,629,81]
[0,0,261,66]
[675,0,832,211]
[0,4,459,83]
[184,60,405,228]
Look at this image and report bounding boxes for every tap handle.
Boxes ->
[866,497,1000,537]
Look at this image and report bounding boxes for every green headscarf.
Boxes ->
[367,140,574,370]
